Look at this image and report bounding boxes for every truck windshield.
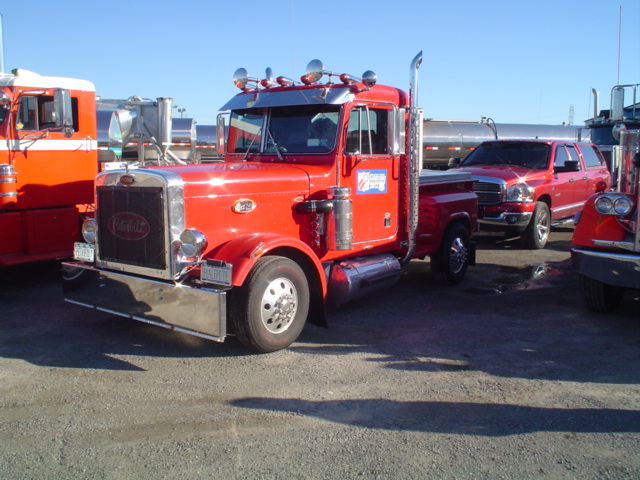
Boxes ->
[228,104,341,155]
[461,142,550,170]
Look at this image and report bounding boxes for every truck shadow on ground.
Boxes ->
[230,397,640,436]
[0,262,251,370]
[294,248,640,385]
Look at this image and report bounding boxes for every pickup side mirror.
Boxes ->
[555,160,580,173]
[448,157,462,168]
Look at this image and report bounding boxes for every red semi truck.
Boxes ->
[572,129,640,312]
[63,53,478,352]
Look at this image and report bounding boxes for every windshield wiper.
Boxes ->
[266,128,285,162]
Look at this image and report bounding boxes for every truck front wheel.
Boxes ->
[521,201,550,249]
[579,274,624,313]
[230,256,310,353]
[431,223,470,285]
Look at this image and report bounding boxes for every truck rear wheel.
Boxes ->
[579,274,624,313]
[431,223,470,285]
[521,201,550,249]
[229,256,310,353]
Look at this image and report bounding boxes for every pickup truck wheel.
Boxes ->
[521,202,550,249]
[579,274,624,313]
[230,256,310,353]
[431,223,470,285]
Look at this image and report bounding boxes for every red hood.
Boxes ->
[161,162,312,198]
[454,165,549,185]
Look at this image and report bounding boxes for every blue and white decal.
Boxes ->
[357,169,387,194]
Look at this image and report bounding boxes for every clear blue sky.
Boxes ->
[1,0,638,126]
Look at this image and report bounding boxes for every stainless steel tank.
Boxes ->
[423,119,590,169]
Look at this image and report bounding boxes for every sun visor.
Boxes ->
[220,87,354,111]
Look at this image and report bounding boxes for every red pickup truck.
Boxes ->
[450,140,610,248]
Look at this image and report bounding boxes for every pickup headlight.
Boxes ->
[595,194,634,216]
[505,183,535,203]
[81,218,97,243]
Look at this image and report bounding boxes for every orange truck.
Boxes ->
[63,52,479,352]
[0,69,98,270]
[0,68,200,273]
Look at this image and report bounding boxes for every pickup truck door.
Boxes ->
[552,144,583,219]
[341,105,399,245]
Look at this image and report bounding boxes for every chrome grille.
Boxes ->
[474,181,503,205]
[97,186,166,269]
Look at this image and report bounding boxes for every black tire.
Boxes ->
[431,223,470,285]
[229,256,310,353]
[521,201,550,249]
[579,274,624,313]
[61,263,93,291]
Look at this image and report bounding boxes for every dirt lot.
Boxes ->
[1,229,639,480]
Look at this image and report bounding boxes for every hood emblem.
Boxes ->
[232,198,257,214]
[119,174,135,186]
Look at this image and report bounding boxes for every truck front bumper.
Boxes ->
[62,262,227,341]
[571,248,640,290]
[479,211,532,228]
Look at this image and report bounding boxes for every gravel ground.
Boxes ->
[1,229,639,480]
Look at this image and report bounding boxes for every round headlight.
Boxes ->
[613,196,633,215]
[81,218,97,243]
[595,196,613,214]
[179,229,207,258]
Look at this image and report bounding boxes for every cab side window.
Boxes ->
[16,95,79,132]
[345,107,389,155]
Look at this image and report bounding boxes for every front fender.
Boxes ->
[206,233,327,295]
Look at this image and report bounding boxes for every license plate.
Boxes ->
[201,260,232,286]
[74,242,95,262]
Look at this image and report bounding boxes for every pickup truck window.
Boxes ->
[580,145,605,167]
[461,142,550,169]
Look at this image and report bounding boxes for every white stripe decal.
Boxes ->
[0,139,98,152]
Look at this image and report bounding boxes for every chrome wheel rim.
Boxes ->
[260,277,298,334]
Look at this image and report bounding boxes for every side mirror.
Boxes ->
[448,157,462,168]
[564,160,580,172]
[216,113,226,156]
[53,89,74,137]
[387,107,406,155]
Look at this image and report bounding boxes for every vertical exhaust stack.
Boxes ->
[592,88,599,120]
[400,51,423,266]
[157,97,173,160]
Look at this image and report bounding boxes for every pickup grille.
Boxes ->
[474,181,503,205]
[97,186,166,269]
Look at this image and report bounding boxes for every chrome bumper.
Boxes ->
[479,211,532,228]
[62,262,227,341]
[571,248,640,290]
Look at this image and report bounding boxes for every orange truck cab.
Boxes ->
[0,69,98,267]
[64,53,478,353]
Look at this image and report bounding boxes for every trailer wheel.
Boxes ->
[431,223,470,285]
[579,274,624,313]
[521,202,550,249]
[230,256,310,353]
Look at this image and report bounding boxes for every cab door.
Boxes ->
[341,105,399,245]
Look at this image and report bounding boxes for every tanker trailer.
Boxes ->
[423,118,590,169]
